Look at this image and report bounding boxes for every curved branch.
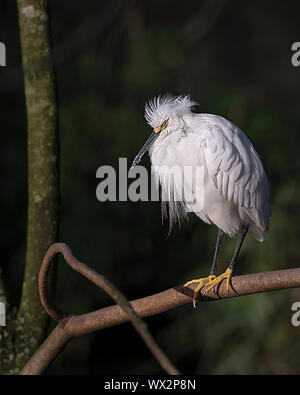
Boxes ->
[20,243,300,375]
[37,243,180,375]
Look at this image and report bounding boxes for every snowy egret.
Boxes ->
[131,95,270,305]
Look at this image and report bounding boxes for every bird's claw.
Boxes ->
[203,268,233,293]
[184,275,217,307]
[185,269,233,306]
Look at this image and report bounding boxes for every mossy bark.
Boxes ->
[0,0,59,374]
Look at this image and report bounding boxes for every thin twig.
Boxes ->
[21,243,300,375]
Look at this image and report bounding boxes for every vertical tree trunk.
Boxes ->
[0,0,59,374]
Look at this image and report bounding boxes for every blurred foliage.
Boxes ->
[1,0,300,374]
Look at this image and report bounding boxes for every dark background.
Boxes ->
[1,0,300,374]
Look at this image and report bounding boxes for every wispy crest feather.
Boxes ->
[144,94,197,128]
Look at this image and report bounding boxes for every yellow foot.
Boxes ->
[203,268,233,294]
[184,275,216,307]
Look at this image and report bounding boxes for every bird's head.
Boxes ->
[131,95,197,168]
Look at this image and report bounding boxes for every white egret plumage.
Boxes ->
[131,95,271,305]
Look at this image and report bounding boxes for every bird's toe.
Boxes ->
[184,275,216,306]
[203,268,233,294]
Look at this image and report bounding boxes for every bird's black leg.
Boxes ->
[210,228,224,276]
[228,224,249,273]
[203,224,249,293]
[184,228,224,303]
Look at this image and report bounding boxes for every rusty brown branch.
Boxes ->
[20,243,300,375]
[28,243,180,375]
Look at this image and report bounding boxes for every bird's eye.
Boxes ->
[162,119,169,129]
[154,119,169,134]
